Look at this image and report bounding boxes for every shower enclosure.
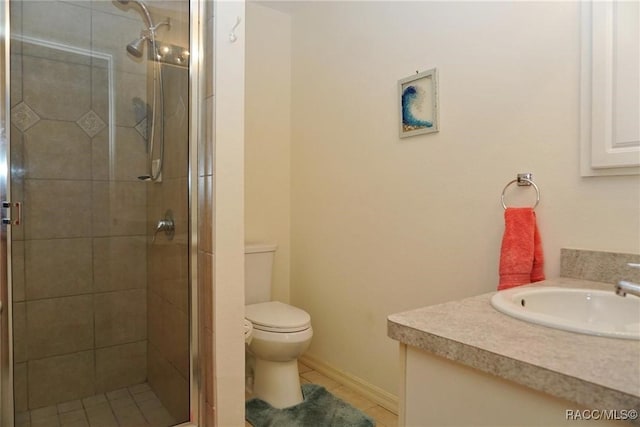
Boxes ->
[0,0,201,425]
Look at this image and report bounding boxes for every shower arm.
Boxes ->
[121,0,155,29]
[138,19,171,41]
[118,0,170,36]
[151,19,171,33]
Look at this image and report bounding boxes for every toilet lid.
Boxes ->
[245,301,311,333]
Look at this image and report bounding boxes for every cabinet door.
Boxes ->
[581,1,640,176]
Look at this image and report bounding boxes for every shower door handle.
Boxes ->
[2,201,21,226]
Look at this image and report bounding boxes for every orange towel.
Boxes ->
[498,207,545,290]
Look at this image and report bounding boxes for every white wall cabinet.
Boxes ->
[581,1,640,176]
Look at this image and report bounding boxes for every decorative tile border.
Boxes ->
[560,248,640,284]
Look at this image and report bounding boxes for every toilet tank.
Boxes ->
[245,243,277,305]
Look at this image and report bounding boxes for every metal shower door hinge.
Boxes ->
[2,201,22,226]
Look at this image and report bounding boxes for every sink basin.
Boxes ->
[491,286,640,340]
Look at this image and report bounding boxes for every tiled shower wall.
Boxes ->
[10,0,150,411]
[141,2,191,422]
[146,62,190,423]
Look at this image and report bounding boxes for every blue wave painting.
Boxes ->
[401,85,433,131]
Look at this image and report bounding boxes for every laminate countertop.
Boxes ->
[387,278,640,421]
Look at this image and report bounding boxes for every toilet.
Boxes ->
[244,243,313,408]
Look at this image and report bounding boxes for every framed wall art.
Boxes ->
[398,68,439,138]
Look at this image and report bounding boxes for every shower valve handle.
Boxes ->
[153,210,175,243]
[156,218,174,233]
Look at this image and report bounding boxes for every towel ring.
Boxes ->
[501,178,540,210]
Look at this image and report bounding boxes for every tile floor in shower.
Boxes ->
[16,383,176,427]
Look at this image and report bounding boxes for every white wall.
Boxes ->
[246,0,640,398]
[214,1,246,425]
[245,2,292,303]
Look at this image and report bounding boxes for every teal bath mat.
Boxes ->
[246,384,375,427]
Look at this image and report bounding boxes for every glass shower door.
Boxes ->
[1,1,11,425]
[5,1,191,425]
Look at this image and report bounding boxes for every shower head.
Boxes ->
[118,0,171,58]
[127,35,147,57]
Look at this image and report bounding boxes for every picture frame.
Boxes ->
[398,68,439,138]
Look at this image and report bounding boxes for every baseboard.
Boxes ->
[299,353,399,415]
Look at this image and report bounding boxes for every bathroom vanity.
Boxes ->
[388,276,640,426]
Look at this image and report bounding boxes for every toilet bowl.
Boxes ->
[245,301,313,408]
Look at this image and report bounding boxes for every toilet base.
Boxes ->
[252,358,303,408]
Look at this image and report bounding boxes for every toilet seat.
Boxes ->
[245,301,311,333]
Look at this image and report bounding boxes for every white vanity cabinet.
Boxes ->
[388,279,640,427]
[400,345,623,427]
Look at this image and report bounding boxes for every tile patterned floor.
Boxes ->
[246,361,399,427]
[18,368,397,427]
[16,383,176,427]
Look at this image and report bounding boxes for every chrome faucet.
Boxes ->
[615,263,640,297]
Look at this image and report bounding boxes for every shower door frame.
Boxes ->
[188,0,204,425]
[1,0,13,425]
[0,0,204,425]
